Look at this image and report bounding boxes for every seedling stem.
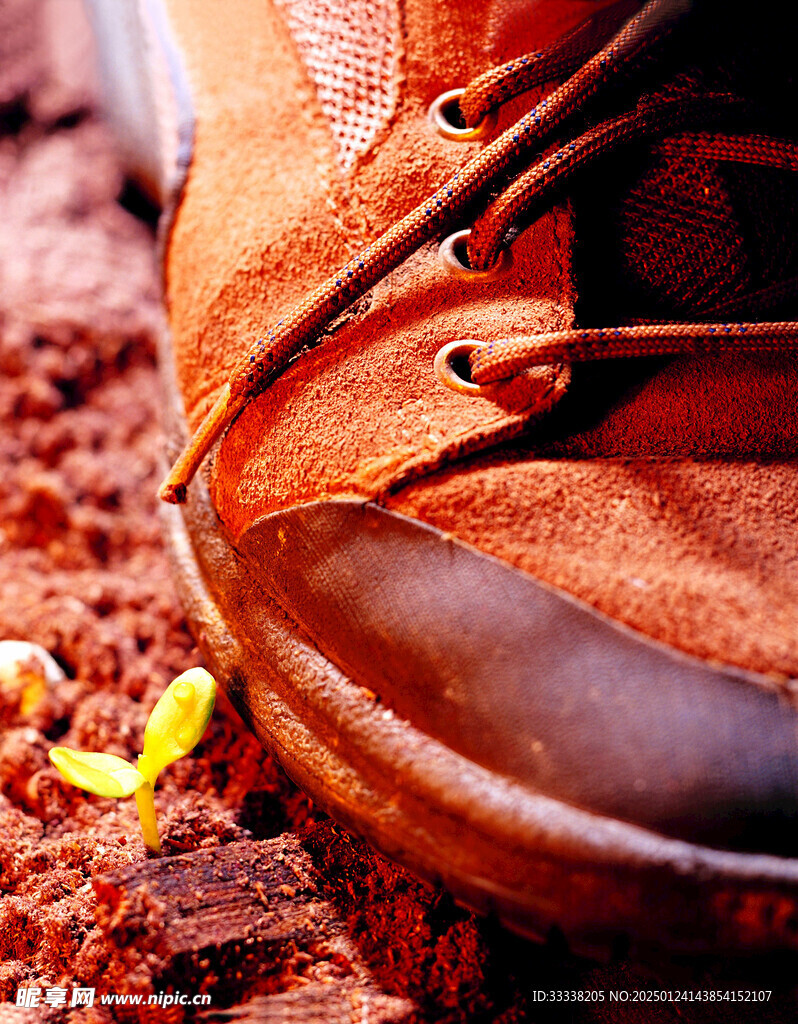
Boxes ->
[134,776,162,855]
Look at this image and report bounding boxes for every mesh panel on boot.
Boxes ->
[273,0,400,175]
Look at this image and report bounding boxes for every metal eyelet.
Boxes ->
[428,89,497,143]
[434,340,487,396]
[438,228,512,282]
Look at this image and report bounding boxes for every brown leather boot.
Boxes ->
[92,0,798,955]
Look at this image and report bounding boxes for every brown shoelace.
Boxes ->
[159,0,798,504]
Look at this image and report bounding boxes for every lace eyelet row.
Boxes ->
[429,92,506,395]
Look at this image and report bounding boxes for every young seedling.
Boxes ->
[48,668,216,855]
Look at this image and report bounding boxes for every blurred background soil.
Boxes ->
[0,1,796,1021]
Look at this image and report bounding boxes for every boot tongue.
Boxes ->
[574,13,798,322]
[576,145,798,321]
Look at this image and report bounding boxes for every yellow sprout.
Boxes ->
[49,668,216,855]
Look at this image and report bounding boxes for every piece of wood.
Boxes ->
[93,821,417,1022]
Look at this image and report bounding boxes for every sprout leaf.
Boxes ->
[140,668,216,785]
[49,748,146,798]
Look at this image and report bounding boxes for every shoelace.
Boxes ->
[159,0,798,504]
